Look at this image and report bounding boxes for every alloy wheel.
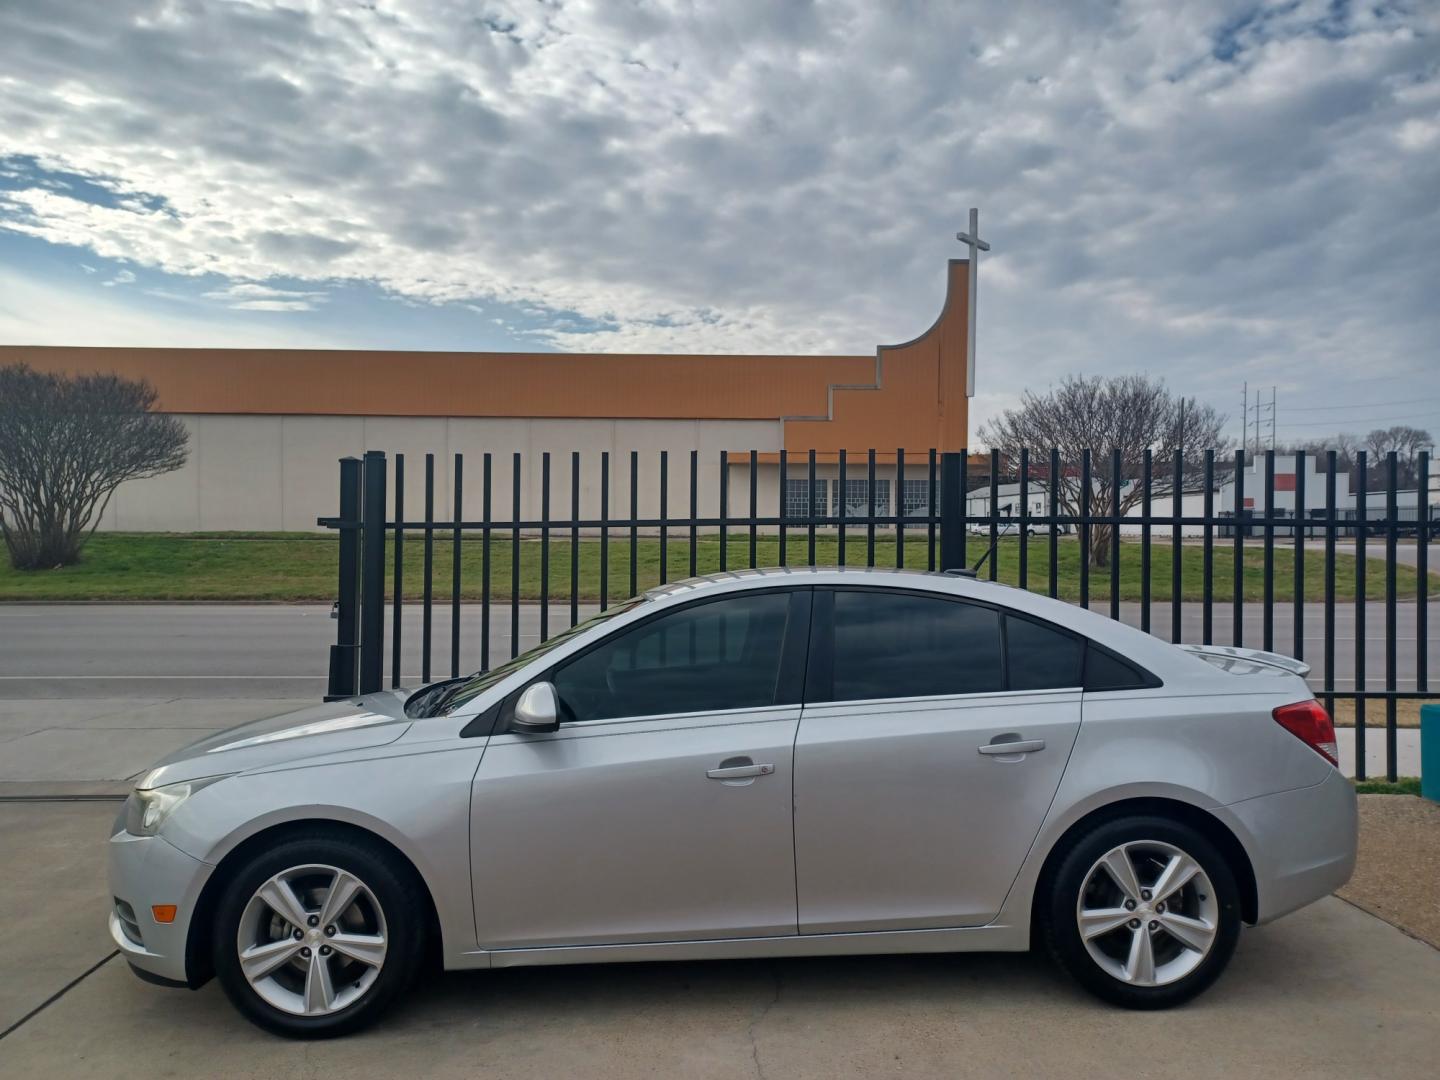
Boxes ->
[236,863,388,1017]
[1075,839,1219,987]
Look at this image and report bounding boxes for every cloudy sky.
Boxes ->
[1,0,1437,446]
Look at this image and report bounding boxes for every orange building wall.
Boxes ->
[780,259,968,461]
[2,260,971,455]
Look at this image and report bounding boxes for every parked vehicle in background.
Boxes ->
[967,518,1071,537]
[108,567,1355,1037]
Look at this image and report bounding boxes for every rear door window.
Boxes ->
[822,590,1003,702]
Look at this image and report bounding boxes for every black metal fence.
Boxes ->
[320,446,1434,781]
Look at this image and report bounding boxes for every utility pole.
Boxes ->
[1242,381,1250,457]
[955,208,990,399]
[1178,396,1186,475]
[1254,386,1260,458]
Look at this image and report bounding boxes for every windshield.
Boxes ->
[426,596,648,717]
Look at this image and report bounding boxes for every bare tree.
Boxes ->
[1278,435,1357,474]
[1364,427,1399,460]
[980,374,1227,567]
[1319,434,1359,475]
[0,363,189,569]
[1390,425,1433,481]
[1329,432,1360,474]
[1363,425,1433,486]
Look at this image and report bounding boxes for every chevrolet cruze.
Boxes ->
[109,568,1356,1037]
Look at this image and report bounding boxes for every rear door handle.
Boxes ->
[706,763,775,779]
[978,738,1046,756]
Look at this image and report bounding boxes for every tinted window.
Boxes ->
[439,597,645,716]
[1084,648,1148,691]
[827,591,1003,702]
[550,592,792,722]
[1005,615,1084,690]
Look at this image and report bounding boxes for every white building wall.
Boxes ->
[1116,492,1209,537]
[97,415,783,532]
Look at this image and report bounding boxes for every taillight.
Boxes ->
[1272,699,1338,766]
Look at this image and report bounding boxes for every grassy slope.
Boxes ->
[0,532,1426,603]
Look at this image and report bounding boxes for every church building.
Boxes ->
[4,261,974,531]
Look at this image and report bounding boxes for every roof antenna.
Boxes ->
[942,537,998,579]
[970,536,999,576]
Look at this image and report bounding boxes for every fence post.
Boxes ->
[940,451,964,571]
[359,449,387,694]
[326,457,362,700]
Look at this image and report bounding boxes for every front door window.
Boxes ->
[551,591,792,721]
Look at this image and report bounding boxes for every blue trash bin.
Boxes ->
[1423,704,1440,803]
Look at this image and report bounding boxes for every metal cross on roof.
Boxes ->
[955,207,989,398]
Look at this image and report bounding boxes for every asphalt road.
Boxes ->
[0,600,1435,699]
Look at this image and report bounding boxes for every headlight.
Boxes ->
[124,775,229,836]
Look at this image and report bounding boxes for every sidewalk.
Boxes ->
[0,698,1422,793]
[0,698,310,792]
[1336,728,1422,780]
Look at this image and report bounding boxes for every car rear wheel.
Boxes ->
[1039,816,1241,1009]
[212,832,426,1038]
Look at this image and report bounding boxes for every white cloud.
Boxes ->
[0,0,1436,439]
[101,268,136,287]
[0,266,341,347]
[227,299,316,312]
[201,281,328,311]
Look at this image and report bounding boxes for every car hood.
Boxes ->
[135,690,414,789]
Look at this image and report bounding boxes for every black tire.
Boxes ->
[212,830,427,1038]
[1038,815,1241,1010]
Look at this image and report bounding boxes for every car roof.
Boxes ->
[644,564,954,599]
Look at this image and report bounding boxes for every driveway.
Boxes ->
[0,804,1436,1079]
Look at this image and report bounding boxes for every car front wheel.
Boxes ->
[1039,816,1242,1009]
[212,831,426,1038]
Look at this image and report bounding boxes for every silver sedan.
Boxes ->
[108,567,1356,1037]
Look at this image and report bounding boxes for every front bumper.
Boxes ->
[107,826,214,985]
[1221,767,1358,924]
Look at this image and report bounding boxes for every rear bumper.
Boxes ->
[107,828,213,986]
[1221,768,1358,924]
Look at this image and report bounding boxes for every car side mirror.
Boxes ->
[512,682,560,733]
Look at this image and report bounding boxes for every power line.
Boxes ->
[1283,395,1440,414]
[1322,365,1439,386]
[1277,410,1440,429]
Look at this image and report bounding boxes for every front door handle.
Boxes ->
[978,738,1046,756]
[706,763,775,779]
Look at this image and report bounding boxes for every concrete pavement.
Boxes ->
[0,698,310,788]
[0,799,1436,1077]
[1304,539,1439,570]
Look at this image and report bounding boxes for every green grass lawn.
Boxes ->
[0,532,1427,603]
[1353,777,1423,796]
